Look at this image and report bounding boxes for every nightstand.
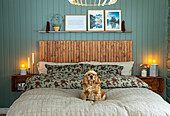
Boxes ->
[11,74,37,93]
[136,75,164,94]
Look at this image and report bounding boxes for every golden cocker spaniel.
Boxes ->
[81,70,106,101]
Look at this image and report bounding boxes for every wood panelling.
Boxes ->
[0,0,168,107]
[39,41,132,63]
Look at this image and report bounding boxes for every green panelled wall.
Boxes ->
[0,0,168,107]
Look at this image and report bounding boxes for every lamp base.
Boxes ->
[150,64,158,77]
[20,69,27,75]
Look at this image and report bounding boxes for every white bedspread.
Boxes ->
[7,88,170,116]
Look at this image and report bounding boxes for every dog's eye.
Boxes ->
[88,74,90,76]
[93,74,95,76]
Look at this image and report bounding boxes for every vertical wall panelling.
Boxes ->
[167,0,170,103]
[31,0,37,73]
[0,0,4,106]
[142,0,148,65]
[0,0,168,107]
[0,0,4,83]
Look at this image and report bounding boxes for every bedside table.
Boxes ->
[11,74,37,93]
[136,76,164,94]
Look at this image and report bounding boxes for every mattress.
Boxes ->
[7,88,170,116]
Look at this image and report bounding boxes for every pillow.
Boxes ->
[45,64,83,74]
[23,73,83,91]
[37,62,77,74]
[83,64,124,78]
[100,75,150,89]
[79,61,134,76]
[23,74,150,92]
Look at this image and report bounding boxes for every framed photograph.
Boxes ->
[17,82,25,91]
[105,10,122,31]
[88,10,104,32]
[65,15,87,32]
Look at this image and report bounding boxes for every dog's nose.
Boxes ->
[90,76,93,79]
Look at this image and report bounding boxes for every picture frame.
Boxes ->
[88,10,104,32]
[17,82,25,91]
[65,15,87,32]
[105,10,122,31]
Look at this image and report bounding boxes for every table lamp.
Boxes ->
[149,59,158,77]
[20,64,27,75]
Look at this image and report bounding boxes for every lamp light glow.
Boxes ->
[21,64,25,68]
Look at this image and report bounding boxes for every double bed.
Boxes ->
[7,41,170,116]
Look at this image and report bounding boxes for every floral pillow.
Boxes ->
[83,64,124,78]
[100,74,150,89]
[45,64,83,74]
[23,74,150,92]
[23,73,83,92]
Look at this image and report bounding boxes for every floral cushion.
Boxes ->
[100,74,150,89]
[83,64,124,78]
[45,64,83,74]
[23,73,83,92]
[23,74,150,92]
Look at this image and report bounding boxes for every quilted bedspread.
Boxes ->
[7,88,170,116]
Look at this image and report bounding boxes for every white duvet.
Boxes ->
[7,88,170,116]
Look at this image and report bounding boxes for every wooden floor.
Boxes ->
[0,114,6,116]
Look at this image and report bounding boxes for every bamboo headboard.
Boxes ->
[39,41,132,63]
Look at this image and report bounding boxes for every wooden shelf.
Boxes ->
[39,31,132,33]
[11,74,37,93]
[136,75,164,94]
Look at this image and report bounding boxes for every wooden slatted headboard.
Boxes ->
[39,41,132,63]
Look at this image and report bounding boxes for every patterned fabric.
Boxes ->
[23,74,150,92]
[100,74,150,89]
[45,64,83,74]
[23,73,84,92]
[83,64,124,78]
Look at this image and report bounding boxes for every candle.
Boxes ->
[28,57,30,69]
[32,53,34,65]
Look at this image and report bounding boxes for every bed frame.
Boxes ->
[39,41,132,63]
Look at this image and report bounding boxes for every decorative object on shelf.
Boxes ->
[150,59,158,77]
[28,57,30,74]
[121,20,125,32]
[68,0,117,6]
[88,10,104,32]
[53,25,60,32]
[46,21,50,32]
[51,14,64,31]
[140,64,148,77]
[65,15,87,32]
[32,53,35,74]
[20,64,27,75]
[17,82,25,91]
[105,10,122,31]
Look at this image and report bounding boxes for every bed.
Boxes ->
[7,41,170,116]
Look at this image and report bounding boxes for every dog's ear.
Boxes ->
[95,75,100,84]
[83,73,88,85]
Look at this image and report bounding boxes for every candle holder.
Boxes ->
[28,68,31,74]
[32,64,34,74]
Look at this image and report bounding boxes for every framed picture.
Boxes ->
[65,15,87,32]
[88,10,104,32]
[105,10,122,31]
[17,82,25,91]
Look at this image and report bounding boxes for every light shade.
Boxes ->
[68,0,117,6]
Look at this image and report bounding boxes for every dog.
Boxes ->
[81,70,106,101]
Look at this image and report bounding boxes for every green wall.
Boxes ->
[0,0,168,107]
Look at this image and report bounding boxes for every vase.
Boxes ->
[53,26,60,32]
[141,69,147,77]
